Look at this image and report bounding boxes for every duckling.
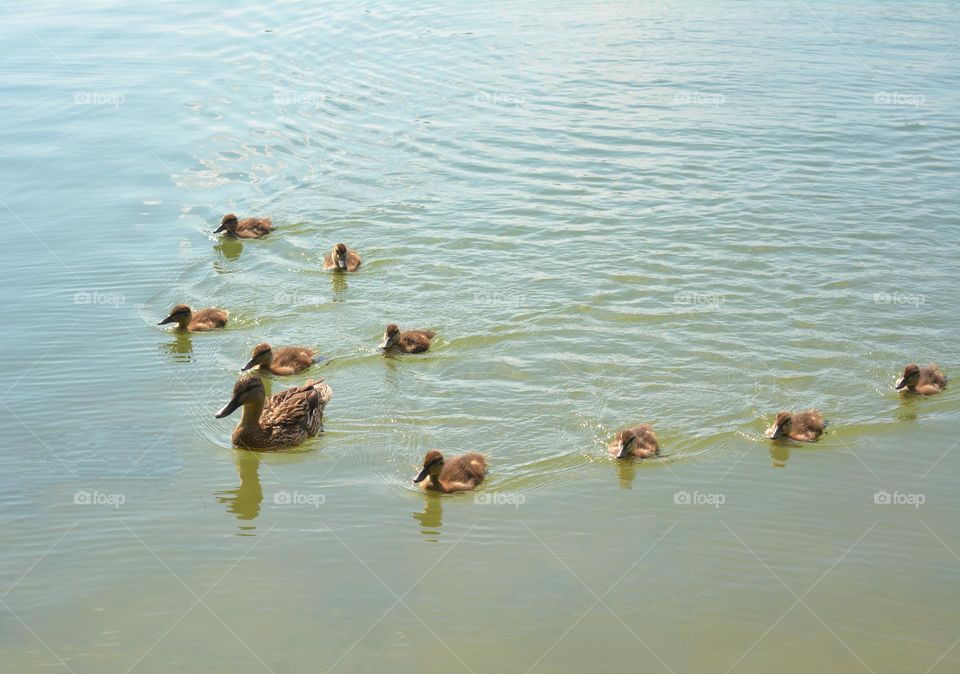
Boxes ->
[242,342,317,376]
[379,324,436,353]
[413,450,487,493]
[895,363,946,395]
[609,425,659,459]
[765,410,824,442]
[215,375,332,449]
[213,213,272,239]
[158,304,228,331]
[322,243,361,272]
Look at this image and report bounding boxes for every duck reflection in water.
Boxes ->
[160,331,193,361]
[769,443,790,468]
[214,236,243,263]
[215,450,263,530]
[615,458,637,489]
[413,493,443,541]
[329,270,348,296]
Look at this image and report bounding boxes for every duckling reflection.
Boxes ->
[769,443,790,467]
[214,236,244,262]
[329,270,348,296]
[412,493,443,540]
[615,457,638,489]
[214,450,263,525]
[160,331,193,361]
[895,396,919,424]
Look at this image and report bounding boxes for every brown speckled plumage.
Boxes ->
[242,342,316,376]
[896,363,946,395]
[413,450,487,493]
[322,243,361,272]
[215,213,273,239]
[380,324,436,353]
[158,304,228,332]
[765,410,824,442]
[609,425,659,459]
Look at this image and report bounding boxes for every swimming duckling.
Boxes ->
[215,375,332,450]
[765,410,824,442]
[895,363,946,395]
[379,324,436,353]
[322,243,361,272]
[609,425,659,459]
[213,213,273,239]
[158,304,228,331]
[413,450,487,493]
[242,343,317,376]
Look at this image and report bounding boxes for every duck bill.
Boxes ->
[379,336,393,349]
[158,315,176,325]
[215,396,242,418]
[894,377,908,390]
[765,424,783,440]
[241,357,258,371]
[615,440,631,459]
[413,467,431,483]
[213,224,227,234]
[336,256,347,270]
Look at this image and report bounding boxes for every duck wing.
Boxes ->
[261,379,332,442]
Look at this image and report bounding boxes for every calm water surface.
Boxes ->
[2,1,959,672]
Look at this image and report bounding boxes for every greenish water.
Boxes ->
[2,1,959,672]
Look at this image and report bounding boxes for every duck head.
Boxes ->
[895,364,920,390]
[158,304,192,329]
[214,213,239,235]
[216,376,266,418]
[380,324,401,349]
[332,243,349,270]
[612,431,635,459]
[413,450,444,484]
[242,343,273,371]
[765,412,791,440]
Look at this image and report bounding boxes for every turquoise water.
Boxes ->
[2,1,959,672]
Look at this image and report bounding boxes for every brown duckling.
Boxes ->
[242,342,317,376]
[158,304,228,331]
[213,213,272,239]
[215,375,332,450]
[379,324,436,353]
[895,363,947,395]
[322,243,361,272]
[609,425,659,459]
[413,450,487,493]
[765,410,824,442]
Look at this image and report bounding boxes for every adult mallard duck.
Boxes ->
[413,450,487,493]
[213,213,272,239]
[895,363,947,395]
[215,375,332,449]
[241,342,316,376]
[379,324,436,353]
[322,243,361,272]
[765,410,824,442]
[609,424,659,459]
[158,304,228,331]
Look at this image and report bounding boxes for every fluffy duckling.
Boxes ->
[413,450,487,493]
[895,363,947,395]
[213,213,272,239]
[242,342,317,376]
[379,324,436,353]
[765,410,824,442]
[158,304,228,331]
[322,243,361,272]
[609,425,659,459]
[215,375,332,450]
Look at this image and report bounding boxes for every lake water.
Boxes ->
[2,1,959,672]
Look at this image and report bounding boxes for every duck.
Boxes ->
[322,243,361,272]
[413,450,487,493]
[895,363,946,395]
[158,304,228,331]
[765,410,824,442]
[213,213,272,239]
[379,324,436,353]
[242,342,316,376]
[215,375,332,450]
[609,425,659,459]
